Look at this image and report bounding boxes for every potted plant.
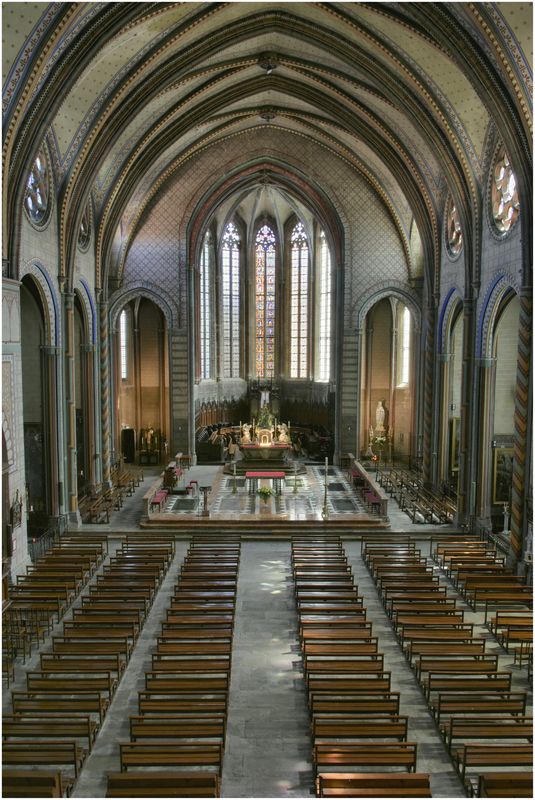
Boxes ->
[257,485,273,504]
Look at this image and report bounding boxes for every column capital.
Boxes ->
[40,345,62,356]
[476,357,496,368]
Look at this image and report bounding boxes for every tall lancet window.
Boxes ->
[119,309,129,380]
[255,224,276,378]
[398,306,411,386]
[200,232,211,379]
[222,222,241,377]
[290,221,309,378]
[317,231,332,382]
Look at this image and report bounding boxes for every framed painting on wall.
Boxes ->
[450,417,460,472]
[493,447,514,504]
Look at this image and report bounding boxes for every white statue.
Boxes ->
[241,423,252,442]
[375,401,385,432]
[277,423,290,443]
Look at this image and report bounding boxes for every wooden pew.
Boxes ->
[2,741,86,778]
[316,772,431,797]
[314,742,417,775]
[11,690,108,723]
[440,715,533,752]
[129,715,226,743]
[477,772,533,797]
[424,672,512,701]
[310,692,400,717]
[26,671,117,697]
[106,771,220,797]
[430,691,527,724]
[119,742,223,774]
[2,768,72,798]
[2,714,98,751]
[451,743,532,782]
[313,715,408,742]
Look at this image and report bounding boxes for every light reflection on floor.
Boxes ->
[153,465,373,522]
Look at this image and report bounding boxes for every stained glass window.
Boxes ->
[446,195,463,257]
[290,222,309,378]
[317,231,332,382]
[222,222,240,378]
[398,306,411,386]
[24,151,49,224]
[200,233,211,380]
[492,148,519,234]
[119,309,128,380]
[78,201,91,250]
[255,224,276,378]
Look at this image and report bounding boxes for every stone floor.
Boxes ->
[5,464,531,798]
[4,534,531,798]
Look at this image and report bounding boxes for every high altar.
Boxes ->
[231,406,295,474]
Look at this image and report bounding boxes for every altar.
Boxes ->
[223,404,299,474]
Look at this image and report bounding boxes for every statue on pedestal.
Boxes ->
[375,401,386,432]
[277,423,290,443]
[241,423,252,442]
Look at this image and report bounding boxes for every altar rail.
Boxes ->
[345,454,389,521]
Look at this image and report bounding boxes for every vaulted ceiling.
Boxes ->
[3,2,532,288]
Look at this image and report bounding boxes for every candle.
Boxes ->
[233,462,236,477]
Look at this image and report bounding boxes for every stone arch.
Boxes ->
[438,286,463,354]
[478,273,520,359]
[354,281,421,332]
[19,260,59,347]
[75,278,96,345]
[109,283,178,330]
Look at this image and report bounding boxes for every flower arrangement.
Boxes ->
[257,485,273,503]
[372,435,386,449]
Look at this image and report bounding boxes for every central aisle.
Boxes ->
[222,542,314,797]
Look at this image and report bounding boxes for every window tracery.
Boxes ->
[290,221,309,378]
[222,222,240,378]
[492,148,520,234]
[255,224,276,378]
[24,151,49,225]
[200,233,211,380]
[446,195,463,258]
[317,231,332,383]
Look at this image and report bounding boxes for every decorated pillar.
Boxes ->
[63,291,79,521]
[476,357,496,528]
[81,343,98,493]
[41,345,64,520]
[421,301,436,483]
[99,297,112,488]
[437,353,452,483]
[510,288,532,561]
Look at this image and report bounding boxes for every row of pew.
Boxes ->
[78,465,144,524]
[3,536,175,798]
[3,536,108,684]
[292,533,432,798]
[105,534,241,798]
[365,533,532,798]
[378,469,456,524]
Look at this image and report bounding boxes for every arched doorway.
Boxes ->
[114,297,170,466]
[20,277,50,528]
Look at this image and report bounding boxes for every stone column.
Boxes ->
[41,345,65,521]
[455,297,476,526]
[81,343,98,493]
[63,291,79,522]
[510,288,532,561]
[421,302,435,483]
[99,297,112,488]
[476,357,496,529]
[437,353,452,483]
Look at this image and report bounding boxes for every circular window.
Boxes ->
[78,201,91,250]
[24,150,49,225]
[446,194,463,258]
[491,148,520,234]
